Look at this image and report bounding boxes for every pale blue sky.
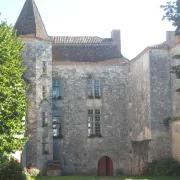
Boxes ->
[0,0,175,59]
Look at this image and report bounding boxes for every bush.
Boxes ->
[148,157,180,176]
[27,166,40,178]
[0,156,28,180]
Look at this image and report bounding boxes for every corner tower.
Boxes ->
[14,0,53,170]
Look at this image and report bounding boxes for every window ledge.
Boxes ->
[53,135,63,139]
[88,96,101,99]
[42,151,49,155]
[41,124,48,127]
[41,99,48,103]
[87,134,103,138]
[52,96,63,100]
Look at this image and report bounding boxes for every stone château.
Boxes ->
[13,0,180,176]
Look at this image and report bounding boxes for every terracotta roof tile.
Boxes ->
[52,44,123,62]
[51,36,114,44]
[147,42,170,49]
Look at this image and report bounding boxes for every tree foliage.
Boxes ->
[171,65,180,93]
[161,0,180,35]
[161,1,180,93]
[0,17,28,156]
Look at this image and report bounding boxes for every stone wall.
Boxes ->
[21,38,53,170]
[170,119,180,162]
[170,45,180,118]
[21,35,180,175]
[169,44,180,162]
[148,50,171,160]
[125,50,151,174]
[126,51,151,142]
[52,61,130,175]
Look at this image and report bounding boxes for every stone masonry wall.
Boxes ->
[170,45,180,118]
[52,61,130,175]
[21,38,53,170]
[170,120,180,162]
[149,50,171,160]
[125,51,151,174]
[169,43,180,162]
[126,51,151,142]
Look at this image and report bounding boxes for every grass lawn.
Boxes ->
[30,175,180,180]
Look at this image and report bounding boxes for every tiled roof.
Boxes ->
[52,44,123,62]
[14,0,51,41]
[51,36,114,44]
[147,42,170,49]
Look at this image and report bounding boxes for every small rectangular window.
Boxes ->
[42,61,47,74]
[52,79,62,99]
[42,86,46,100]
[88,79,100,99]
[88,109,94,136]
[42,138,48,154]
[88,109,101,137]
[53,117,62,137]
[42,112,47,126]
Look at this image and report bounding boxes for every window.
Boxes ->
[42,112,47,126]
[88,109,101,137]
[42,61,47,74]
[88,79,100,98]
[52,80,62,99]
[42,138,48,154]
[53,117,62,137]
[42,86,46,100]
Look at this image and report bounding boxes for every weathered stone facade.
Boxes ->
[52,62,129,174]
[21,38,53,169]
[13,0,180,176]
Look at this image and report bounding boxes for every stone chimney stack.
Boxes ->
[111,29,121,54]
[166,31,180,45]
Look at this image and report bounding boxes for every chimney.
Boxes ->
[111,29,121,54]
[166,31,180,45]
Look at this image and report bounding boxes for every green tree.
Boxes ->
[0,17,28,156]
[161,1,180,93]
[161,0,180,35]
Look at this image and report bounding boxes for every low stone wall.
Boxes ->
[170,119,180,162]
[47,161,61,176]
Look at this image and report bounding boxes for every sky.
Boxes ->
[0,0,175,59]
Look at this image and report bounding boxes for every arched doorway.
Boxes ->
[98,156,113,176]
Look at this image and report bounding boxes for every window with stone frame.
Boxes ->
[88,79,100,99]
[42,137,48,154]
[42,111,47,126]
[42,61,47,74]
[53,116,62,137]
[42,86,46,100]
[88,109,101,137]
[52,79,62,99]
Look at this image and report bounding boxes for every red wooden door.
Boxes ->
[107,157,113,176]
[98,156,113,176]
[98,156,106,176]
